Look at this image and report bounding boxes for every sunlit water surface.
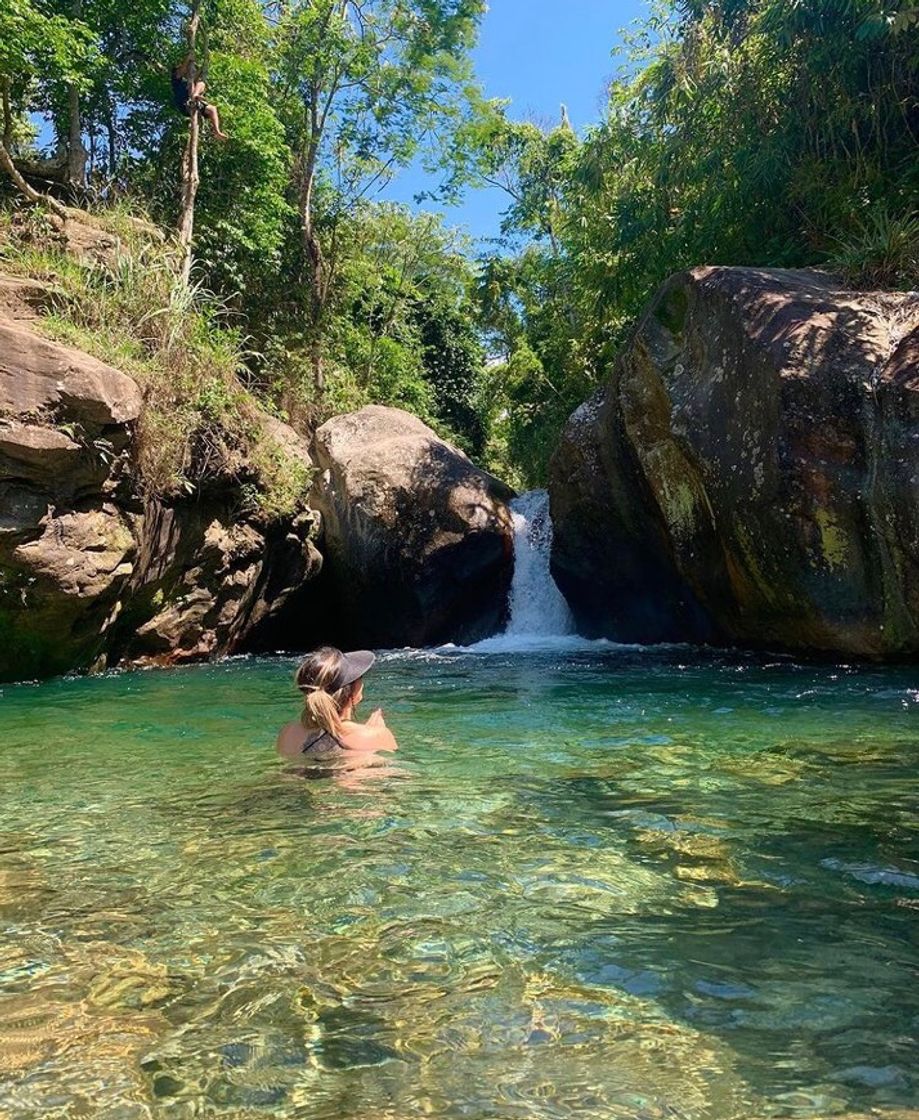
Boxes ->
[0,646,917,1119]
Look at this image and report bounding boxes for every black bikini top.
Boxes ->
[300,729,344,759]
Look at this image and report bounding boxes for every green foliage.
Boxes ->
[99,0,294,309]
[269,0,488,395]
[0,222,309,516]
[273,0,485,196]
[2,0,916,494]
[0,0,97,86]
[190,52,293,296]
[826,205,919,289]
[473,0,919,483]
[416,292,487,456]
[309,203,486,450]
[569,0,919,324]
[455,106,581,246]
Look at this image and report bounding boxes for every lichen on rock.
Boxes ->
[549,266,919,658]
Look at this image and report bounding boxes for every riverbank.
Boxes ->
[3,215,917,682]
[0,213,517,680]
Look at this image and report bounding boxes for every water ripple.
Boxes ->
[0,651,916,1118]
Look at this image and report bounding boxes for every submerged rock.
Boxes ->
[550,266,919,658]
[310,405,514,646]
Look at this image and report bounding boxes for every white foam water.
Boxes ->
[381,491,621,658]
[464,489,583,653]
[501,492,573,640]
[505,489,575,637]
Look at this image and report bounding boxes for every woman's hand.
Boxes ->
[341,711,398,753]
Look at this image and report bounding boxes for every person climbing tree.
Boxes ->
[170,51,228,140]
[175,2,217,283]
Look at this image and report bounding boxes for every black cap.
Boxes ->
[334,649,375,690]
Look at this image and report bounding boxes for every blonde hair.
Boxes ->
[295,646,359,736]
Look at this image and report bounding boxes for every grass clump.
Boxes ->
[826,207,919,291]
[0,207,311,519]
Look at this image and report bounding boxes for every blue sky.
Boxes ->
[32,1,648,243]
[381,0,650,244]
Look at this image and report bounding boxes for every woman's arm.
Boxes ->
[366,708,385,728]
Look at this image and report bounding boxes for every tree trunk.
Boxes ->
[298,100,327,392]
[66,0,88,192]
[104,95,118,178]
[1,78,13,150]
[178,106,200,283]
[66,85,87,192]
[303,219,325,392]
[177,2,203,284]
[309,332,324,393]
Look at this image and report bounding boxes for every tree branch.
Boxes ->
[0,136,68,217]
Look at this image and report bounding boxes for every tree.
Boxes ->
[455,104,581,251]
[304,202,483,434]
[466,0,919,485]
[272,0,485,391]
[65,0,89,190]
[73,0,292,301]
[0,0,97,206]
[415,291,486,454]
[566,0,919,331]
[177,1,203,282]
[68,0,175,182]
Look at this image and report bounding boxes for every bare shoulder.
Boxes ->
[276,720,306,757]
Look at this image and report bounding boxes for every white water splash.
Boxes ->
[388,491,609,656]
[465,491,588,653]
[500,489,575,638]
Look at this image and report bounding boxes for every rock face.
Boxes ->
[549,266,919,658]
[0,318,143,422]
[0,271,518,680]
[311,405,514,647]
[0,275,321,681]
[111,498,322,670]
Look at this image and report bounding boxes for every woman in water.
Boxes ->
[276,646,397,768]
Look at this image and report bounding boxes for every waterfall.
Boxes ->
[503,490,575,637]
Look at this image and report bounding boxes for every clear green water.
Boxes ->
[0,644,917,1119]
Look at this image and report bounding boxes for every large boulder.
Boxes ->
[114,498,321,668]
[549,266,919,658]
[0,286,320,681]
[310,405,514,647]
[0,305,143,677]
[0,318,143,427]
[0,504,137,678]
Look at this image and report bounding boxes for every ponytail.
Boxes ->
[303,686,345,736]
[295,646,359,735]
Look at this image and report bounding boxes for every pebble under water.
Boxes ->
[0,644,917,1119]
